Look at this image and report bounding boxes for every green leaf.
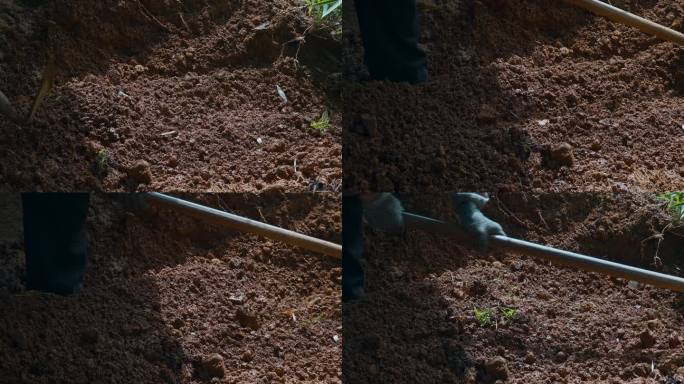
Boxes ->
[322,0,342,18]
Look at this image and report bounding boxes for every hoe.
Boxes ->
[144,193,684,293]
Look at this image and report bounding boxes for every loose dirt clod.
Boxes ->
[201,353,226,378]
[544,142,574,168]
[639,327,657,348]
[484,356,509,380]
[126,160,153,185]
[236,307,260,331]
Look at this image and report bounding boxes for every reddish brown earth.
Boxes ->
[343,0,684,193]
[0,193,341,383]
[0,0,341,192]
[344,192,684,383]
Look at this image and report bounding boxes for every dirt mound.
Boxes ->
[344,192,684,383]
[343,0,684,193]
[0,193,341,383]
[0,0,341,192]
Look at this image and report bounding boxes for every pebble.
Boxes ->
[201,353,225,378]
[484,356,509,380]
[524,351,536,364]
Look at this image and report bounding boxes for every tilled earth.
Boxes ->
[343,192,684,383]
[0,193,342,383]
[0,0,341,192]
[343,0,684,193]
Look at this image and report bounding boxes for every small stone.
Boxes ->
[484,356,509,380]
[201,353,225,378]
[167,156,178,167]
[639,329,656,348]
[667,332,681,347]
[590,139,602,151]
[236,307,260,330]
[126,160,152,184]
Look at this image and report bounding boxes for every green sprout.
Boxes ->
[304,0,342,36]
[95,149,109,174]
[304,0,342,20]
[501,308,516,322]
[311,110,330,132]
[473,308,493,327]
[656,192,684,222]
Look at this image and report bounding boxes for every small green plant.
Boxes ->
[311,110,330,132]
[501,308,516,322]
[656,192,684,222]
[473,308,493,327]
[304,0,342,36]
[95,149,109,174]
[305,0,342,21]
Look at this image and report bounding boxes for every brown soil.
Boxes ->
[0,0,341,192]
[343,0,684,193]
[0,192,341,383]
[343,192,684,383]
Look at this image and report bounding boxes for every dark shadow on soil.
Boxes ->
[0,193,191,383]
[344,191,684,382]
[343,229,478,383]
[342,0,594,192]
[2,192,342,382]
[342,0,680,193]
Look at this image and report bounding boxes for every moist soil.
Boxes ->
[344,192,684,383]
[343,0,684,193]
[0,192,342,383]
[0,0,341,192]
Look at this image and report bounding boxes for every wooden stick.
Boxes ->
[145,193,342,259]
[564,0,684,45]
[403,212,684,292]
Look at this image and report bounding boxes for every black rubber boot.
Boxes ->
[354,0,428,84]
[342,195,365,301]
[22,193,90,296]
